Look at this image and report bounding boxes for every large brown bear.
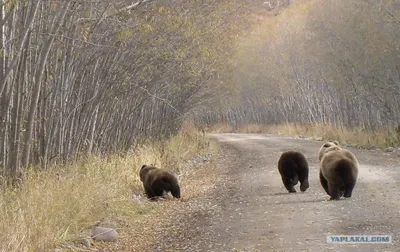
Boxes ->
[139,164,181,199]
[278,151,310,193]
[318,141,359,200]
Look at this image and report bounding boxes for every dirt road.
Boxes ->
[151,134,400,252]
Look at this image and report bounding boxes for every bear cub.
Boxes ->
[278,151,310,193]
[140,164,181,200]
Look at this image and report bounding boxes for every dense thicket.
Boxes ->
[194,0,400,132]
[0,0,266,179]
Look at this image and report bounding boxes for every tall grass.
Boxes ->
[0,126,211,252]
[211,123,400,148]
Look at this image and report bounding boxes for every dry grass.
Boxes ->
[208,123,234,133]
[211,123,400,148]
[0,126,212,252]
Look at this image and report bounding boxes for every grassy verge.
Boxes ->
[209,123,400,148]
[0,125,213,252]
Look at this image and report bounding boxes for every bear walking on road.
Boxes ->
[318,141,359,200]
[278,151,310,193]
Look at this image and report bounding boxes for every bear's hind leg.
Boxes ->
[319,172,330,196]
[299,172,309,192]
[292,174,299,186]
[343,182,355,198]
[300,180,309,192]
[282,177,296,193]
[328,183,343,200]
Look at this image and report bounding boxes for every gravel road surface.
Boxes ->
[151,133,400,252]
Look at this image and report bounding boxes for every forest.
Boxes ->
[0,0,259,180]
[195,0,400,140]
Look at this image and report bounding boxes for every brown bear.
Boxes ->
[139,164,181,200]
[278,151,310,193]
[318,141,359,200]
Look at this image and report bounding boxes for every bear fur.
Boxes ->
[278,151,310,193]
[139,164,181,199]
[318,141,359,200]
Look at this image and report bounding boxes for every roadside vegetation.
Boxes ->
[0,125,212,251]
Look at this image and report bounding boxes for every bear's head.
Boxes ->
[318,141,341,161]
[139,164,156,182]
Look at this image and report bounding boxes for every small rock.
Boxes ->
[132,194,145,204]
[82,238,92,247]
[92,226,118,242]
[54,249,62,252]
[385,147,394,152]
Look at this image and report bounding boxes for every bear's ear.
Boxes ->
[333,140,339,145]
[323,143,331,147]
[141,164,147,170]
